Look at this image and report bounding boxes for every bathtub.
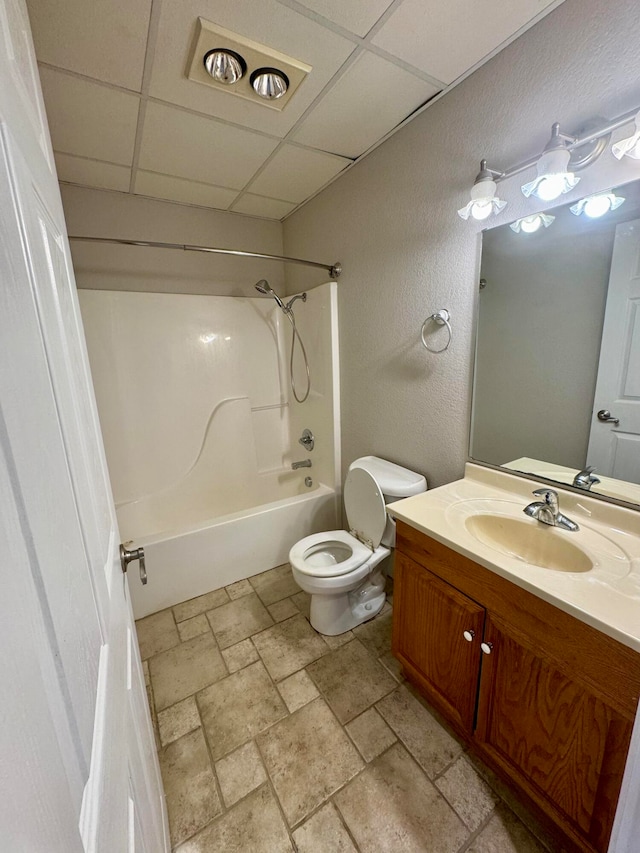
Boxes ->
[124,476,338,618]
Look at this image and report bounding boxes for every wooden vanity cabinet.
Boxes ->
[393,521,640,853]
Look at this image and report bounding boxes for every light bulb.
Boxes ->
[251,68,289,100]
[470,200,494,221]
[584,195,612,218]
[570,192,625,218]
[203,50,245,85]
[520,215,542,233]
[535,175,567,202]
[509,213,555,234]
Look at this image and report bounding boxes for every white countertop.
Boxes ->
[387,463,640,653]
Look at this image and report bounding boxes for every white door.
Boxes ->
[0,1,167,850]
[587,220,640,485]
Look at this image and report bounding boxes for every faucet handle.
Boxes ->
[532,488,558,513]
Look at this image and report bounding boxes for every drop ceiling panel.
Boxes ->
[247,145,350,203]
[231,194,297,220]
[27,0,152,90]
[39,67,140,164]
[293,0,396,37]
[137,102,279,188]
[55,153,131,192]
[148,0,356,137]
[293,51,439,158]
[372,0,558,85]
[135,171,239,209]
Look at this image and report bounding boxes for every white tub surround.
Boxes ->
[80,283,340,618]
[388,463,640,652]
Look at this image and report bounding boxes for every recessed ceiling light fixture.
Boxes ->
[570,192,625,218]
[521,123,580,201]
[509,213,555,234]
[457,160,507,221]
[203,49,246,85]
[250,68,289,100]
[187,19,311,111]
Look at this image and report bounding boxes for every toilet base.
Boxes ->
[309,571,386,635]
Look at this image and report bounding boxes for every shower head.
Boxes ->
[254,279,285,310]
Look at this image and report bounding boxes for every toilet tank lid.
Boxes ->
[349,456,427,497]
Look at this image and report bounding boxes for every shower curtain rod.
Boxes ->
[68,235,342,279]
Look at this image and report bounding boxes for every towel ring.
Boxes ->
[421,309,452,353]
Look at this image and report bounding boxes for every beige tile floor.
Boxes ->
[137,564,558,852]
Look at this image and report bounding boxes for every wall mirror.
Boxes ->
[470,178,640,509]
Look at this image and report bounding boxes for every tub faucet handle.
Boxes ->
[299,428,315,451]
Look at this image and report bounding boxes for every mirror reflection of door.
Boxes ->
[587,220,640,484]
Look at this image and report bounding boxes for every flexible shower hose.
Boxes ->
[285,308,311,403]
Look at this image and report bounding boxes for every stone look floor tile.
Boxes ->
[250,563,300,606]
[292,802,357,853]
[135,609,179,660]
[306,639,396,724]
[378,650,405,683]
[435,755,499,831]
[291,590,311,619]
[334,742,468,853]
[321,630,354,650]
[277,669,320,713]
[258,697,364,826]
[150,632,227,711]
[159,727,222,847]
[157,696,201,747]
[198,660,287,760]
[345,707,396,762]
[467,803,548,853]
[267,597,299,622]
[221,637,259,673]
[226,578,253,600]
[376,685,462,778]
[207,593,273,649]
[215,740,267,807]
[176,613,209,642]
[173,588,229,623]
[175,785,292,853]
[352,611,393,658]
[252,614,328,682]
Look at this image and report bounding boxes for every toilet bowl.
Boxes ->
[289,456,427,635]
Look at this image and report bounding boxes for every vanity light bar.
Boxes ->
[459,105,640,221]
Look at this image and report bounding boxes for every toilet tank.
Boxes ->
[348,456,427,547]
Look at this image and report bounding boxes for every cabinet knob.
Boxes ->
[481,642,493,655]
[463,630,475,642]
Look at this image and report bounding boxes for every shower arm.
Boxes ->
[285,293,307,312]
[67,236,342,280]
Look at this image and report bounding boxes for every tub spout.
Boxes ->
[292,459,312,469]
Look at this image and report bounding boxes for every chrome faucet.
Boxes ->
[572,465,600,491]
[292,459,312,469]
[523,488,579,531]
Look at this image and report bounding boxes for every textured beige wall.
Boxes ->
[61,185,285,296]
[283,0,640,489]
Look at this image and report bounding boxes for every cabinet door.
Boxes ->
[475,613,633,853]
[393,551,485,734]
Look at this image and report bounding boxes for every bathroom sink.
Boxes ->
[465,514,593,573]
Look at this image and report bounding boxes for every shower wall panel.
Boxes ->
[79,290,290,507]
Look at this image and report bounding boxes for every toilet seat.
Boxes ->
[290,468,388,580]
[289,529,372,578]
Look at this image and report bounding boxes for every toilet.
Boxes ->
[289,456,427,635]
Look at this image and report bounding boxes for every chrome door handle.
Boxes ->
[120,544,147,585]
[597,409,619,425]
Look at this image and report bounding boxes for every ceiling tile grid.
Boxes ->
[26,0,565,220]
